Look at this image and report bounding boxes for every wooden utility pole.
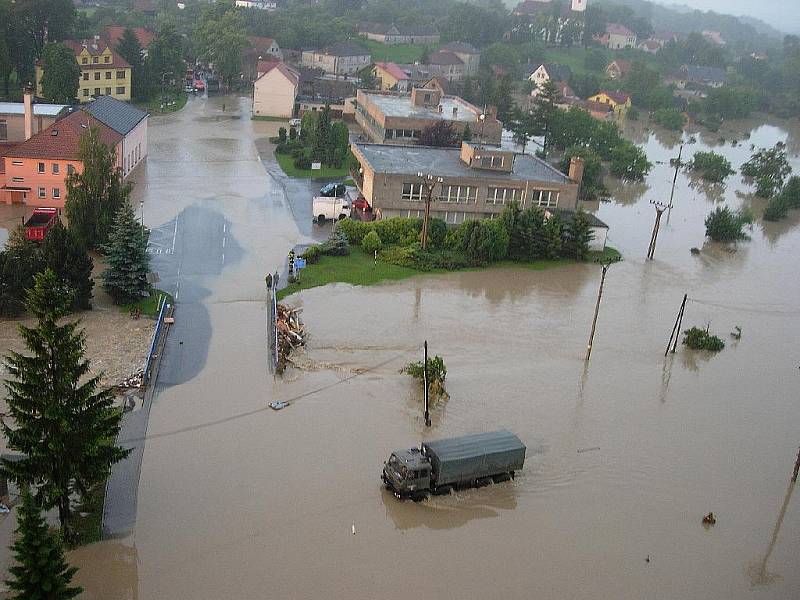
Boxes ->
[647,200,668,260]
[665,294,688,356]
[585,257,619,361]
[792,447,800,482]
[667,143,684,222]
[423,340,431,427]
[418,172,443,250]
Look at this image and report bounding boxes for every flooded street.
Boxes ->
[37,100,800,598]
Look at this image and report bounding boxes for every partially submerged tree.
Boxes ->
[704,206,753,242]
[5,487,82,600]
[688,151,735,183]
[683,326,724,351]
[2,270,130,541]
[402,355,447,396]
[741,143,792,198]
[102,202,151,304]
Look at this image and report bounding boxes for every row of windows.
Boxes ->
[0,119,6,141]
[401,183,559,208]
[82,71,127,81]
[123,143,143,174]
[81,87,126,97]
[385,129,419,140]
[81,55,112,65]
[38,187,61,199]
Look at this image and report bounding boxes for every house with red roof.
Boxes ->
[253,62,300,118]
[374,62,411,92]
[101,26,155,55]
[596,23,637,49]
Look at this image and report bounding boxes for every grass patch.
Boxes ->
[274,151,351,179]
[252,115,290,122]
[135,91,188,114]
[122,289,173,317]
[361,40,430,63]
[543,47,594,77]
[278,245,622,299]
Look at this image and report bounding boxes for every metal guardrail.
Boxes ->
[142,294,169,389]
[266,286,279,373]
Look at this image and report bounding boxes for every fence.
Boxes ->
[142,294,169,389]
[267,286,279,373]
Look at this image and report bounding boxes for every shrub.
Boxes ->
[689,151,735,183]
[336,219,372,244]
[763,195,789,221]
[289,127,297,140]
[293,157,311,170]
[426,218,448,250]
[682,326,725,352]
[362,230,383,253]
[275,142,289,155]
[301,244,323,264]
[322,225,350,256]
[610,142,652,181]
[704,206,753,241]
[461,219,509,264]
[782,176,800,209]
[278,127,287,143]
[290,147,304,159]
[402,355,447,395]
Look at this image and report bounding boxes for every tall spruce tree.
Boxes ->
[102,202,150,304]
[1,270,129,540]
[543,214,563,259]
[531,79,560,156]
[0,227,43,317]
[65,126,132,250]
[115,27,147,101]
[563,210,594,260]
[41,220,94,310]
[5,487,82,600]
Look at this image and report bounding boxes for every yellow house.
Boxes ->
[373,62,410,91]
[36,39,132,103]
[587,90,632,116]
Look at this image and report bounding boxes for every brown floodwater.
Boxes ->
[12,97,800,598]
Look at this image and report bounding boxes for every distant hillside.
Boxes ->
[595,0,784,44]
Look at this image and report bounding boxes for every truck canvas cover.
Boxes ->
[423,430,525,486]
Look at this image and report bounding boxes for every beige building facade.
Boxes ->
[252,63,299,118]
[352,141,582,224]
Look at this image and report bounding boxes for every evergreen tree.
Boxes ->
[0,227,43,317]
[543,214,563,259]
[41,220,94,310]
[489,76,514,123]
[39,43,80,103]
[461,77,476,104]
[115,27,147,101]
[102,202,151,304]
[2,270,130,540]
[524,206,547,259]
[563,210,594,260]
[5,487,82,600]
[531,79,560,156]
[65,126,132,250]
[509,105,537,154]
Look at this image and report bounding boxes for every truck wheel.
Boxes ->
[476,477,492,488]
[492,473,511,484]
[338,213,347,221]
[434,485,452,496]
[317,214,326,224]
[411,491,429,502]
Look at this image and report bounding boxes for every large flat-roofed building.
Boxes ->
[351,141,583,224]
[355,88,502,145]
[0,102,70,143]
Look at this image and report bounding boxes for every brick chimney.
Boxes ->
[23,85,33,141]
[568,156,585,186]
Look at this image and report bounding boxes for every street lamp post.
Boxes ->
[417,172,442,250]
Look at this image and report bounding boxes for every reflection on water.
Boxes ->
[748,481,795,587]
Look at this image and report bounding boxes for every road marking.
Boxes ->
[221,252,225,265]
[171,217,178,254]
[222,237,226,248]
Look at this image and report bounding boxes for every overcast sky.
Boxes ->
[657,0,799,33]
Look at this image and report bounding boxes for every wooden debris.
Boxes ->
[276,303,305,373]
[115,368,144,392]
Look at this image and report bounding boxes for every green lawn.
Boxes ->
[275,151,351,179]
[361,40,431,63]
[278,245,621,299]
[252,115,290,122]
[135,91,188,114]
[543,47,596,78]
[123,289,173,317]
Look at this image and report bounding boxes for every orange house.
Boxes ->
[1,109,122,207]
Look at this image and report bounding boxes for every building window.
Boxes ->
[92,57,98,64]
[401,183,425,201]
[11,177,24,182]
[94,72,101,80]
[105,71,112,79]
[439,185,477,203]
[116,86,125,94]
[480,155,504,168]
[82,89,90,97]
[52,163,59,174]
[83,72,89,81]
[38,187,46,198]
[52,188,60,199]
[37,162,45,173]
[0,119,6,140]
[11,160,22,166]
[104,56,110,63]
[486,187,523,205]
[95,88,101,96]
[82,57,88,64]
[67,164,75,175]
[116,71,125,79]
[105,87,111,95]
[531,190,559,207]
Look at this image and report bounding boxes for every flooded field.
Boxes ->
[5,96,799,599]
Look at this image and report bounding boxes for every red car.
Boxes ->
[352,197,371,211]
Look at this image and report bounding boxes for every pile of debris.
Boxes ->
[276,304,305,372]
[115,368,144,392]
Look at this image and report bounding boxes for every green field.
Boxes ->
[275,151,351,179]
[361,39,431,64]
[278,245,621,299]
[135,91,188,114]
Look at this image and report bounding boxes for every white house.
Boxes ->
[253,62,299,118]
[84,95,148,177]
[527,63,571,96]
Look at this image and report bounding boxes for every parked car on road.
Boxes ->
[319,182,346,198]
[288,118,301,127]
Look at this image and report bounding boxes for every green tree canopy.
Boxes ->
[741,143,792,198]
[5,487,82,600]
[102,202,151,304]
[41,220,94,311]
[115,27,149,101]
[2,269,130,540]
[40,43,80,103]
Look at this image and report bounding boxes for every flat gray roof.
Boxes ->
[355,143,573,185]
[363,92,480,122]
[0,102,69,116]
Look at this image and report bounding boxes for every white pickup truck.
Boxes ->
[312,185,356,223]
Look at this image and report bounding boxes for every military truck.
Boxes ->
[382,430,525,500]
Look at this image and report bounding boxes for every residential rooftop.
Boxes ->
[354,142,573,184]
[84,95,147,135]
[360,91,480,122]
[0,103,69,117]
